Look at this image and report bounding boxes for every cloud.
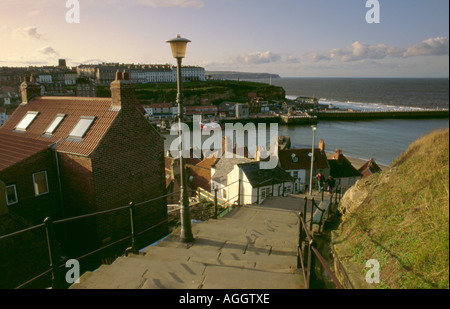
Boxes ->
[303,52,330,62]
[226,51,300,65]
[323,37,448,63]
[38,46,58,56]
[329,41,402,62]
[402,37,449,57]
[27,9,44,17]
[13,26,43,40]
[138,0,204,8]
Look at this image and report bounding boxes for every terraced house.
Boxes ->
[0,73,168,256]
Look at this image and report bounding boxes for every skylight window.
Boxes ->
[68,116,96,140]
[44,114,66,135]
[15,111,39,132]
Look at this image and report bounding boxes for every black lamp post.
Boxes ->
[166,34,194,243]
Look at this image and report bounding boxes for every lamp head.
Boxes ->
[166,34,191,59]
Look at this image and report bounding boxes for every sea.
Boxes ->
[164,78,449,167]
[254,77,449,166]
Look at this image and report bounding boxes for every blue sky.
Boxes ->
[0,0,448,77]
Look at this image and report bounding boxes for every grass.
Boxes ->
[335,127,449,289]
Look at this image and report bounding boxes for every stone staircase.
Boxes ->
[71,198,305,289]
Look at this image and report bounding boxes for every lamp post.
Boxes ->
[166,34,194,243]
[309,125,317,196]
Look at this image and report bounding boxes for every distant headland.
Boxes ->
[206,71,281,80]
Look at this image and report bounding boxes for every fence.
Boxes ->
[297,190,344,289]
[0,189,192,289]
[2,182,347,289]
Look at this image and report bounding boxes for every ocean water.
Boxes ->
[265,77,449,111]
[256,78,449,166]
[166,78,449,167]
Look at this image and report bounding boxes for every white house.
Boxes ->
[228,162,294,205]
[211,156,252,202]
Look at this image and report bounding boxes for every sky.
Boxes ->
[0,0,448,77]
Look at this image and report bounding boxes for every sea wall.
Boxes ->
[311,110,449,120]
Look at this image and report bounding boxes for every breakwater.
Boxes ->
[310,110,449,120]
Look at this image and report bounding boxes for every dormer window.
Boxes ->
[44,114,66,136]
[67,116,96,141]
[291,153,299,163]
[15,111,39,132]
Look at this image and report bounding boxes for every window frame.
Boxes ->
[44,114,66,136]
[67,116,96,140]
[14,111,39,132]
[5,184,18,205]
[32,171,49,197]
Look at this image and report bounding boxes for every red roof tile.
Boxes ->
[0,96,119,156]
[0,132,51,171]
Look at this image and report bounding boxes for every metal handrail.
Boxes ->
[298,197,343,289]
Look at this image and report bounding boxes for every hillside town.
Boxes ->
[0,62,383,289]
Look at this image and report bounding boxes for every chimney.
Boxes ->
[20,75,41,104]
[110,71,135,110]
[319,139,325,153]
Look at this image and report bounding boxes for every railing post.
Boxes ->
[125,202,138,256]
[214,189,218,219]
[238,178,242,207]
[304,239,311,289]
[309,240,317,287]
[310,198,315,232]
[44,217,63,289]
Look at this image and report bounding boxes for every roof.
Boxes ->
[358,158,382,178]
[0,96,120,157]
[328,156,362,178]
[0,132,51,172]
[238,162,294,187]
[187,165,211,191]
[279,149,329,170]
[211,157,253,185]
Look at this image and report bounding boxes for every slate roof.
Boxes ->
[211,157,253,185]
[238,162,294,187]
[0,132,51,172]
[279,148,329,170]
[0,96,120,157]
[328,156,362,178]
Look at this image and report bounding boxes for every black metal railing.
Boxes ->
[1,189,204,289]
[297,190,344,289]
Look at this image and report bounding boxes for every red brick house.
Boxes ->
[0,73,167,255]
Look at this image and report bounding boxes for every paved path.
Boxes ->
[71,196,307,289]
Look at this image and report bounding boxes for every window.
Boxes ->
[291,154,299,163]
[5,185,18,205]
[223,189,227,199]
[44,114,66,135]
[68,116,96,139]
[293,171,299,179]
[33,171,49,196]
[15,111,39,131]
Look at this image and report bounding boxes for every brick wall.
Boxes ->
[90,75,168,249]
[0,148,62,225]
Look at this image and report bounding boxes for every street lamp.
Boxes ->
[309,125,317,196]
[166,34,194,243]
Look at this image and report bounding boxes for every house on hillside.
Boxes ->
[278,146,330,194]
[227,162,294,205]
[358,158,383,178]
[328,149,362,189]
[0,73,168,255]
